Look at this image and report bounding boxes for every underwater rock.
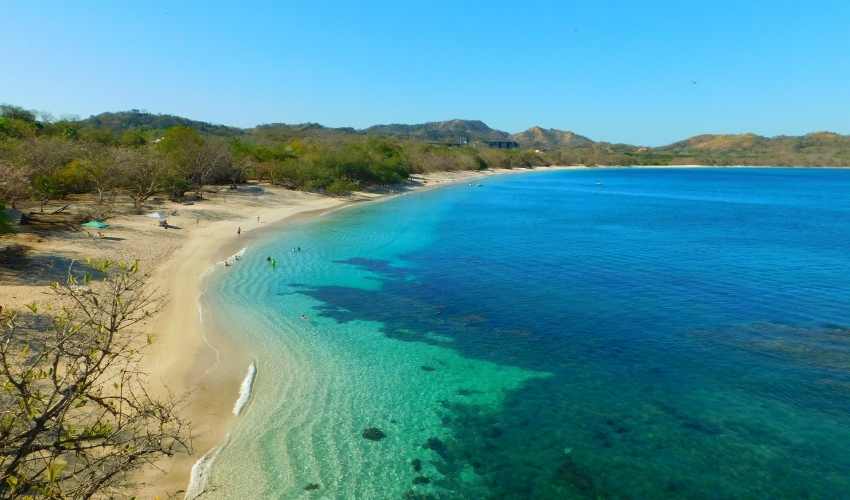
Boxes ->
[362,427,386,441]
[604,417,629,434]
[424,437,449,458]
[666,479,687,493]
[592,429,613,448]
[412,476,431,485]
[682,419,723,435]
[403,490,436,500]
[484,426,503,438]
[554,456,596,495]
[411,458,422,472]
[421,365,436,372]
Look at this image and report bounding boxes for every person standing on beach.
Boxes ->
[237,226,241,236]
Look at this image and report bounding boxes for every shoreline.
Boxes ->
[1,163,835,497]
[120,163,850,496]
[139,166,570,497]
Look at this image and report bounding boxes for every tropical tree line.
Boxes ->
[0,106,241,215]
[0,105,556,225]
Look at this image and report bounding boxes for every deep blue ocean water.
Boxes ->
[205,168,850,498]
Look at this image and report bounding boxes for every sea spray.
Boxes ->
[233,361,257,416]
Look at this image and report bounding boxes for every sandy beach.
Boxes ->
[0,165,575,497]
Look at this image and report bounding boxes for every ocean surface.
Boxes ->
[202,168,850,499]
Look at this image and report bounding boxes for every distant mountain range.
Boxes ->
[77,110,850,165]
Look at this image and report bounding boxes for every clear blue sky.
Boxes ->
[2,1,849,145]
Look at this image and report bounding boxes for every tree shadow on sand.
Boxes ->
[0,245,105,286]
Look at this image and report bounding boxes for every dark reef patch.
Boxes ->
[362,427,386,441]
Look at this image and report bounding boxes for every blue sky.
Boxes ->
[2,1,849,145]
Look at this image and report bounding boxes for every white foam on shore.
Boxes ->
[233,361,257,416]
[184,361,256,497]
[218,247,246,266]
[184,437,227,499]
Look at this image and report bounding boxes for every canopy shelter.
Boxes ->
[81,220,109,230]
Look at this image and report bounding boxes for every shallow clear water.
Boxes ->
[204,168,850,499]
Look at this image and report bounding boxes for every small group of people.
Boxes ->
[224,253,242,267]
[262,245,306,272]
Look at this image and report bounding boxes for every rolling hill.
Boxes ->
[512,126,594,149]
[70,110,850,166]
[364,119,511,142]
[81,110,243,136]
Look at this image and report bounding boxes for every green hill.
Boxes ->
[80,110,243,136]
[364,119,511,142]
[652,132,850,165]
[513,126,594,149]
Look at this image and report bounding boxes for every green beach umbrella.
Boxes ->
[81,220,110,229]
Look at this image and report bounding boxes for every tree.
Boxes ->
[0,105,36,123]
[0,159,31,210]
[0,260,191,498]
[194,138,237,189]
[80,144,120,204]
[119,129,147,147]
[31,174,65,213]
[13,138,78,211]
[0,203,11,234]
[114,147,165,213]
[156,127,236,198]
[157,126,202,199]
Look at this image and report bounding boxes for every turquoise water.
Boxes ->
[204,168,850,499]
